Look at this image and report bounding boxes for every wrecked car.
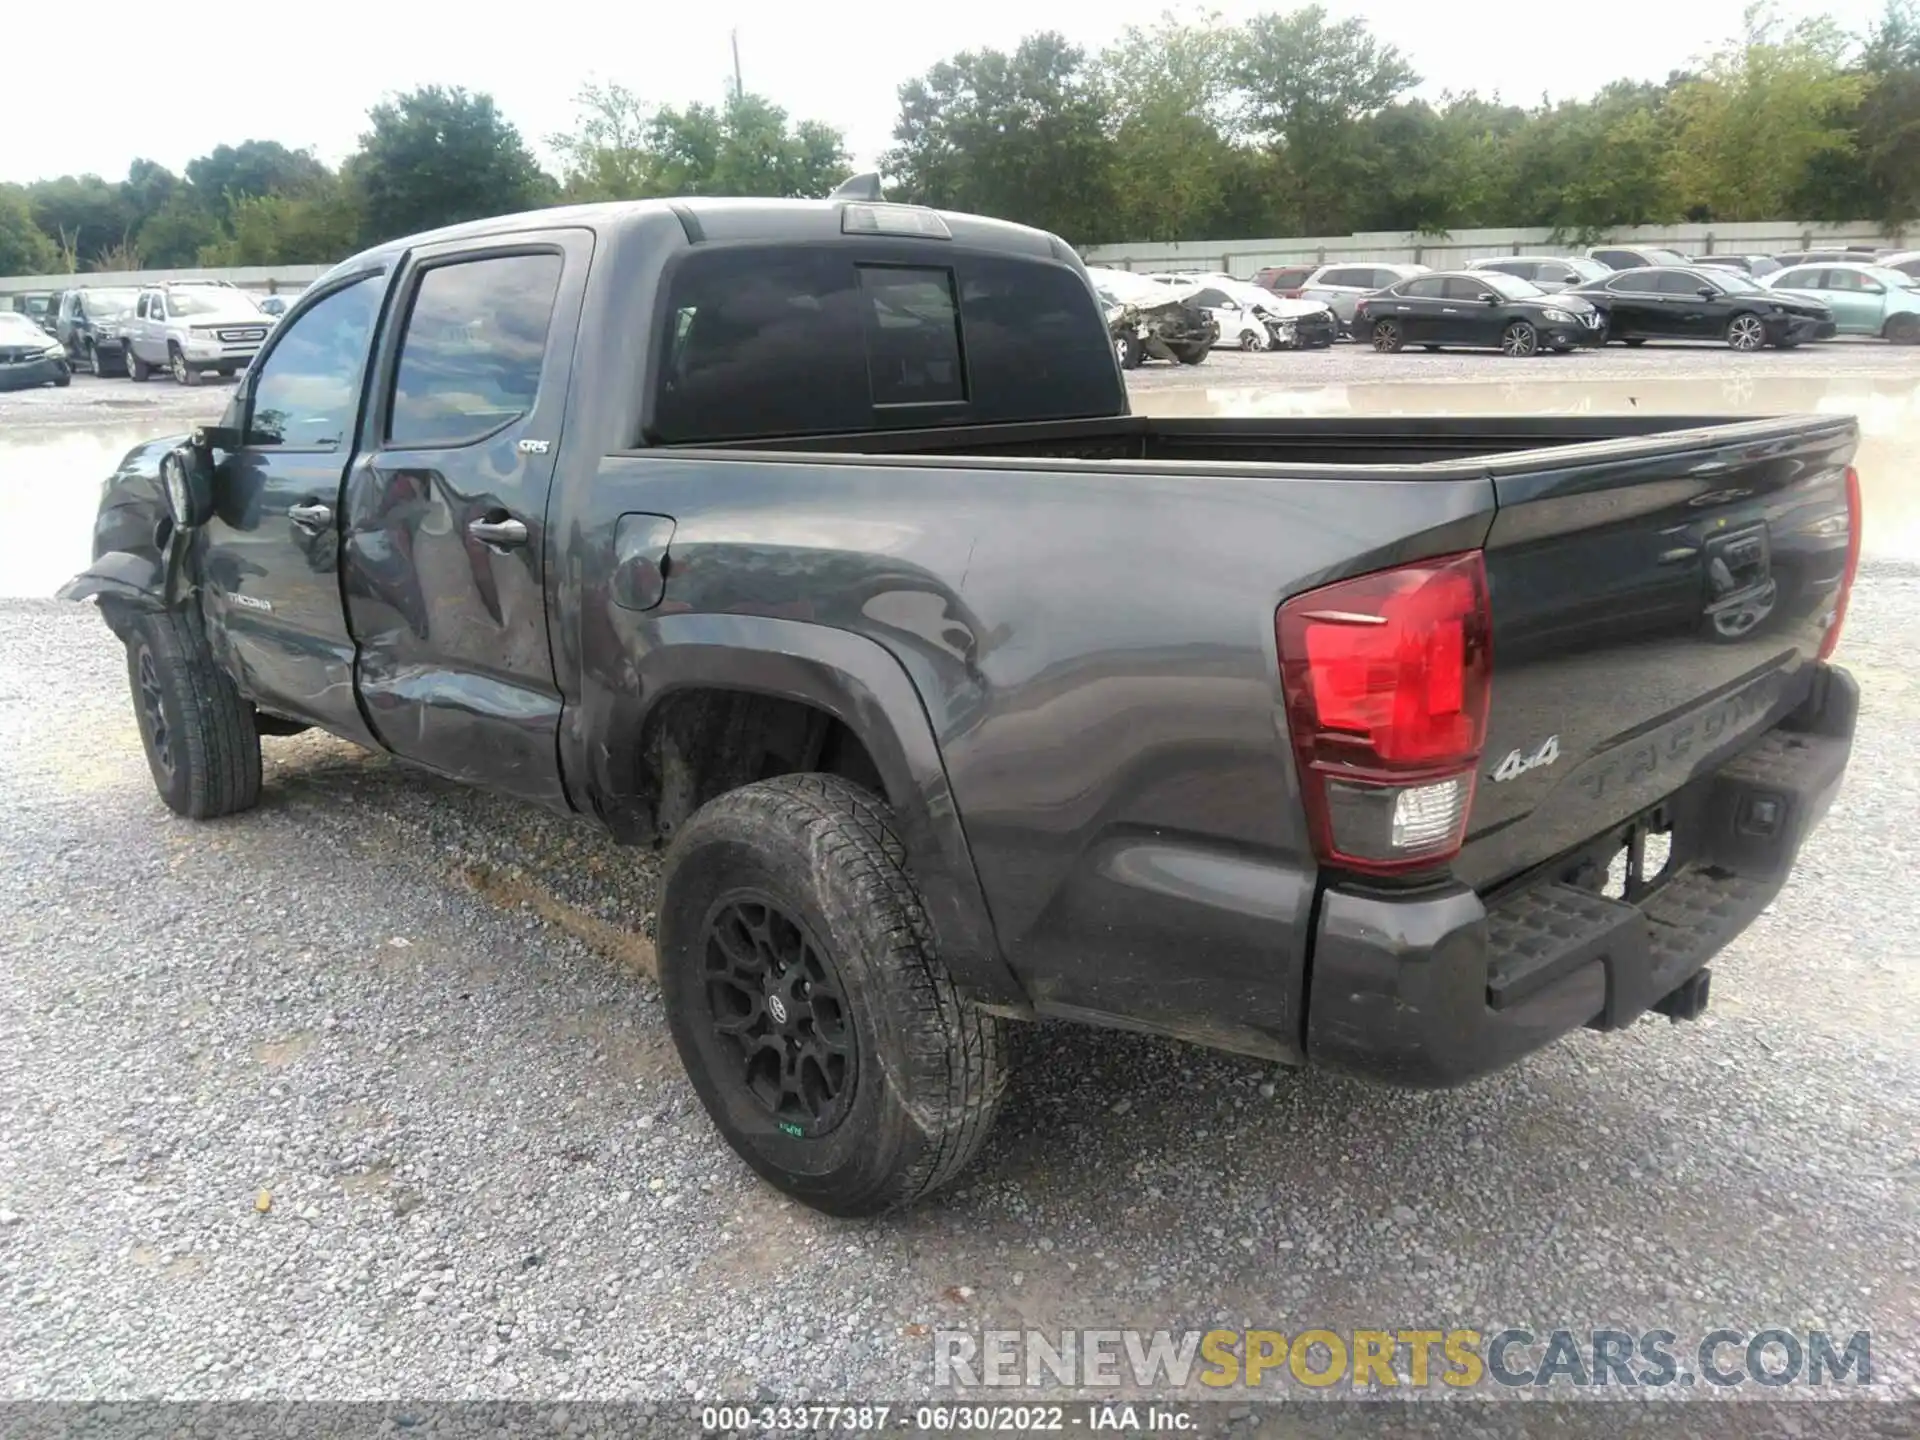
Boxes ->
[1086,266,1217,368]
[1145,273,1337,350]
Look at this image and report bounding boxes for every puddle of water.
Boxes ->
[0,428,165,600]
[1136,374,1920,562]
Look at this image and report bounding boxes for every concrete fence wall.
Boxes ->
[1082,220,1905,276]
[0,263,331,299]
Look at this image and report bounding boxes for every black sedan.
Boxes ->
[1355,271,1606,356]
[1568,266,1836,350]
[0,311,72,391]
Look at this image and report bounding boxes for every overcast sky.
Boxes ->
[5,0,1891,184]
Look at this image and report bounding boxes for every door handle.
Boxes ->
[468,516,529,549]
[288,502,333,530]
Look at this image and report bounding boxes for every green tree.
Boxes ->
[1666,4,1867,220]
[1502,82,1683,235]
[885,32,1118,242]
[197,178,363,266]
[551,84,849,202]
[0,185,60,275]
[1234,6,1418,233]
[185,141,329,222]
[1852,0,1920,223]
[24,174,133,267]
[1099,12,1253,240]
[352,86,555,244]
[135,193,227,267]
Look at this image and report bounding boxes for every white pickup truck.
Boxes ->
[122,281,276,386]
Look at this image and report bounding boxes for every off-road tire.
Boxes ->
[657,774,1010,1216]
[126,610,262,819]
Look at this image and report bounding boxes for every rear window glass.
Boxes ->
[651,246,1119,444]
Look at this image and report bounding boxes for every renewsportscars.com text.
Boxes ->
[934,1327,1872,1391]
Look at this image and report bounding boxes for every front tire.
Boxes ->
[127,346,151,382]
[126,610,262,819]
[169,344,199,386]
[1725,313,1767,351]
[658,774,1010,1217]
[1500,320,1539,358]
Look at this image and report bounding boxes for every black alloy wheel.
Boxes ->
[701,893,857,1137]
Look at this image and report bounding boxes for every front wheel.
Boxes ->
[169,345,199,386]
[127,346,151,382]
[1725,313,1767,351]
[1370,318,1403,353]
[1885,314,1920,345]
[1238,328,1263,351]
[126,610,262,819]
[1500,320,1539,358]
[657,774,1011,1216]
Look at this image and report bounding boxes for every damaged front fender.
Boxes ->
[59,433,197,620]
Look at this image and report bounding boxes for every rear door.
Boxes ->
[1443,276,1502,346]
[1458,418,1856,892]
[339,231,590,810]
[1602,270,1661,337]
[1382,276,1443,341]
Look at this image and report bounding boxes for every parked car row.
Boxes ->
[1084,266,1340,368]
[1224,250,1920,357]
[2,280,281,390]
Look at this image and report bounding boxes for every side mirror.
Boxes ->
[1479,293,1499,304]
[1698,287,1718,299]
[159,431,223,531]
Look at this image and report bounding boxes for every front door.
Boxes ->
[197,270,390,743]
[340,233,589,811]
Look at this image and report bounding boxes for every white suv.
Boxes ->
[1299,263,1430,334]
[123,281,275,386]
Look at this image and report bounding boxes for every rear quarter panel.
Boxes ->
[558,451,1494,1059]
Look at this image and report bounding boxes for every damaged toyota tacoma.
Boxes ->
[1087,265,1218,367]
[64,186,1860,1216]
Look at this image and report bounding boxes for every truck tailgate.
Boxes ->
[1456,417,1858,892]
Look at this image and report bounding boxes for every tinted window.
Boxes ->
[1892,258,1920,278]
[1593,250,1634,269]
[246,275,382,448]
[1366,269,1405,289]
[1773,268,1823,289]
[1317,269,1368,288]
[1822,269,1871,292]
[387,253,562,449]
[651,247,1118,445]
[860,266,964,406]
[1257,267,1312,289]
[1654,270,1712,295]
[1483,260,1533,279]
[1606,271,1655,292]
[1401,277,1446,299]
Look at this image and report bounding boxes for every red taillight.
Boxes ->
[1818,464,1861,661]
[1277,552,1493,875]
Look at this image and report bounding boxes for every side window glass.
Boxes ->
[246,275,383,448]
[386,252,563,449]
[1402,278,1445,299]
[1443,277,1489,301]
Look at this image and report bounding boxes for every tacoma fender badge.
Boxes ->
[229,592,273,613]
[1492,735,1560,783]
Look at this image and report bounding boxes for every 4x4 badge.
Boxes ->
[1492,735,1560,782]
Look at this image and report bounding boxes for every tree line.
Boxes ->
[3,1,1916,278]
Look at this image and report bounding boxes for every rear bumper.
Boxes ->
[1305,662,1857,1088]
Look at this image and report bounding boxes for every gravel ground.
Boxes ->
[3,357,1918,1433]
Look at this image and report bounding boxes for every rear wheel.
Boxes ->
[1114,331,1143,370]
[1172,344,1208,365]
[1500,320,1539,358]
[125,610,262,819]
[1885,313,1920,345]
[1370,318,1403,353]
[1725,313,1767,351]
[657,774,1010,1216]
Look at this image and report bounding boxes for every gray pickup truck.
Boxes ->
[62,191,1859,1215]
